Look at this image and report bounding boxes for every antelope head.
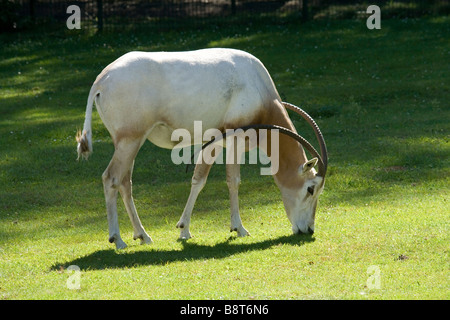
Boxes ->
[199,102,328,236]
[276,102,328,235]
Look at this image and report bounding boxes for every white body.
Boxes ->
[93,49,278,148]
[78,48,323,249]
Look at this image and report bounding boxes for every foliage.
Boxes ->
[0,0,21,31]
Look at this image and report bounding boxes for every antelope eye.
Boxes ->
[307,186,315,195]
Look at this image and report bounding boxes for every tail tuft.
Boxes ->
[76,129,92,160]
[77,87,96,161]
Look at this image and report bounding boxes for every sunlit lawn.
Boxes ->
[0,16,448,299]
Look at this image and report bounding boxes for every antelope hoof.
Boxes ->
[109,234,128,249]
[178,228,192,240]
[112,238,128,250]
[134,233,153,245]
[231,226,250,237]
[176,220,192,239]
[115,240,128,250]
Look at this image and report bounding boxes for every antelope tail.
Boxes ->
[76,86,98,160]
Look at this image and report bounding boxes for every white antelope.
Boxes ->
[77,48,328,249]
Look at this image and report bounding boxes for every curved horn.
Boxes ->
[282,102,328,178]
[190,124,323,173]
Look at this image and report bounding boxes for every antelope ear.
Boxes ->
[299,158,318,174]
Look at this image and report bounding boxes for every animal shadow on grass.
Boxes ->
[52,234,314,271]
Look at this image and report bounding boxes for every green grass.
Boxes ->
[0,16,449,300]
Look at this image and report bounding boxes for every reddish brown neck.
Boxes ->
[260,101,308,189]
